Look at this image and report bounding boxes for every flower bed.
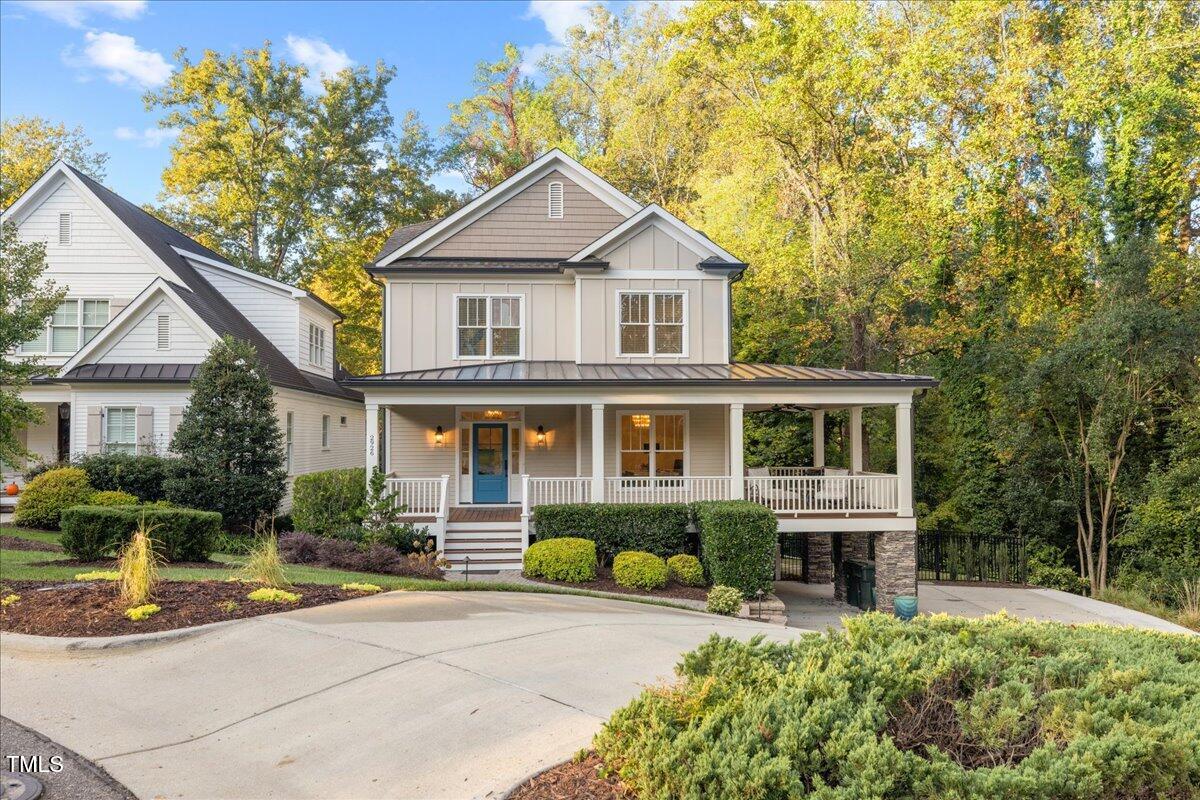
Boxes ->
[525,567,709,602]
[0,579,377,637]
[507,752,625,800]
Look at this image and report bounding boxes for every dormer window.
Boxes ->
[547,181,564,219]
[308,323,326,367]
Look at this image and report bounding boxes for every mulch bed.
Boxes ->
[0,579,374,637]
[508,753,627,800]
[1,535,61,552]
[28,558,227,569]
[529,567,709,602]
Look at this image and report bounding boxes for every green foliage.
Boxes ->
[292,467,366,536]
[74,570,119,581]
[13,467,92,529]
[612,551,668,591]
[705,585,742,616]
[76,452,170,502]
[124,604,161,621]
[360,469,429,553]
[693,501,777,598]
[523,537,597,583]
[341,583,382,593]
[0,222,66,471]
[89,490,141,507]
[59,505,221,562]
[165,337,286,530]
[247,588,301,603]
[667,554,705,587]
[1,593,20,607]
[240,529,291,589]
[594,615,1200,799]
[531,503,689,563]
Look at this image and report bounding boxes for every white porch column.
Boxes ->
[849,406,863,473]
[812,409,825,468]
[591,404,605,502]
[365,402,379,488]
[729,402,745,499]
[895,401,914,516]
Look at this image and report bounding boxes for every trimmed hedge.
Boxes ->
[292,467,366,536]
[90,490,141,507]
[693,501,777,598]
[523,537,597,582]
[705,585,742,615]
[532,503,689,562]
[667,554,706,587]
[76,452,170,502]
[59,505,221,562]
[595,615,1200,799]
[13,467,93,529]
[613,551,669,591]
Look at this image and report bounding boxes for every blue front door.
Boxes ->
[472,423,508,503]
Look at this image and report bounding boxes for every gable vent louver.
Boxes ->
[58,212,71,245]
[157,314,170,350]
[548,181,564,219]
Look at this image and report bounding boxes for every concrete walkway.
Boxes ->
[777,580,1195,635]
[0,590,804,800]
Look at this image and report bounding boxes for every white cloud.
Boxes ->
[114,125,179,147]
[64,31,172,89]
[525,0,594,44]
[16,0,146,28]
[518,42,563,77]
[285,35,354,93]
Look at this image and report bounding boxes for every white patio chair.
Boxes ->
[814,467,850,504]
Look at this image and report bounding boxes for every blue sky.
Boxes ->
[0,0,634,203]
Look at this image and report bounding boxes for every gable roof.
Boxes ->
[566,204,743,265]
[9,162,359,401]
[375,218,445,263]
[375,150,642,266]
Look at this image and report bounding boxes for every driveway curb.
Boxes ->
[0,617,245,655]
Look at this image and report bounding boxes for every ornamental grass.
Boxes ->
[117,517,160,607]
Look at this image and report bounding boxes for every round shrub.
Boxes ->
[667,554,705,587]
[524,537,597,583]
[90,490,141,507]
[705,585,743,615]
[613,551,668,591]
[13,467,93,529]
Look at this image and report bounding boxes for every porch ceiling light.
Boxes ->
[631,414,650,428]
[434,425,444,445]
[536,424,546,446]
[484,409,504,420]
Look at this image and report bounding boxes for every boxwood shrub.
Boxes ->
[89,489,141,507]
[292,467,366,536]
[595,614,1200,799]
[523,537,597,582]
[76,452,171,502]
[692,500,776,598]
[59,505,221,562]
[532,503,689,562]
[667,554,706,587]
[613,551,669,591]
[13,467,93,529]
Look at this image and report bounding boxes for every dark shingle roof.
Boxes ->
[347,360,938,388]
[375,218,444,262]
[64,166,360,401]
[368,256,578,274]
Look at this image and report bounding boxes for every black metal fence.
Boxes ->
[918,533,1027,584]
[779,532,805,580]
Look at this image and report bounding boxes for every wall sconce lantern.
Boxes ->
[434,425,444,446]
[536,424,546,447]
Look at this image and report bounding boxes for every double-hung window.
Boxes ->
[456,295,522,359]
[321,414,331,449]
[21,298,109,354]
[308,324,326,367]
[104,407,137,455]
[285,411,294,473]
[619,413,686,478]
[618,291,685,356]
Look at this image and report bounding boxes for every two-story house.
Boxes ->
[348,150,936,611]
[2,161,365,505]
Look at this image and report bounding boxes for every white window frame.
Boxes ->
[58,212,72,246]
[547,181,564,219]
[285,411,294,474]
[453,293,526,360]
[454,406,525,505]
[156,314,171,350]
[615,290,688,358]
[615,410,690,478]
[20,297,111,355]
[104,406,137,455]
[321,414,331,449]
[307,323,326,367]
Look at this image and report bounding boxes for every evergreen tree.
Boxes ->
[165,337,287,530]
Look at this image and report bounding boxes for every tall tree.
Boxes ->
[0,117,107,208]
[0,223,67,470]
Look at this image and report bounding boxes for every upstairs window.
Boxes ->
[58,213,72,245]
[618,291,685,356]
[20,298,109,354]
[308,323,326,367]
[456,295,523,359]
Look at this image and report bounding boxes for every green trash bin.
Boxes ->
[861,562,876,611]
[845,560,863,609]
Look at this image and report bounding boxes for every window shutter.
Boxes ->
[168,406,184,450]
[86,407,102,454]
[547,182,564,219]
[157,315,170,350]
[136,407,155,454]
[58,213,71,245]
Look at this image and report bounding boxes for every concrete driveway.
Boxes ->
[0,590,804,800]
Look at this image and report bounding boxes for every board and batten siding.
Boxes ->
[387,406,457,503]
[275,388,365,508]
[425,172,626,259]
[95,299,212,364]
[577,277,728,364]
[599,224,707,270]
[523,404,577,479]
[386,280,574,372]
[194,264,299,365]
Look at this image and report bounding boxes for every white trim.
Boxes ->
[156,314,171,350]
[57,279,219,374]
[102,405,137,454]
[613,410,690,478]
[58,211,72,245]
[454,406,525,506]
[359,386,922,408]
[614,289,689,358]
[451,293,527,361]
[321,413,331,450]
[566,204,740,264]
[19,296,113,356]
[547,180,564,219]
[376,150,641,265]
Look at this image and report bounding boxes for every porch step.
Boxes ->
[445,521,522,534]
[443,519,524,571]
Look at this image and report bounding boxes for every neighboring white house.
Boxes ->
[348,149,937,610]
[2,161,365,508]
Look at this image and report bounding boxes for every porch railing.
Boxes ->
[603,476,732,504]
[384,477,444,516]
[766,466,826,476]
[527,476,592,506]
[745,474,899,515]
